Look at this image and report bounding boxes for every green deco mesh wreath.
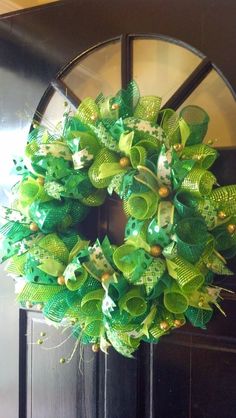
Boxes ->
[1,81,236,358]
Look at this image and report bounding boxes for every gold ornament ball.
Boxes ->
[160,321,169,331]
[217,211,227,220]
[158,186,170,198]
[57,275,65,286]
[59,357,66,364]
[150,245,162,258]
[111,103,119,110]
[92,343,100,353]
[30,222,39,232]
[174,319,183,328]
[37,177,45,186]
[173,143,183,152]
[119,156,130,168]
[227,224,236,235]
[101,272,110,282]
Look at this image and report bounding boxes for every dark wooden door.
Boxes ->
[1,1,236,418]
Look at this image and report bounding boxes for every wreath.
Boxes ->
[1,81,236,359]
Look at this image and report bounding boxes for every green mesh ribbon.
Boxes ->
[209,185,236,216]
[180,105,209,145]
[17,282,64,303]
[180,167,216,196]
[181,144,218,169]
[164,282,189,314]
[166,256,204,293]
[175,217,208,263]
[134,96,162,123]
[126,191,158,220]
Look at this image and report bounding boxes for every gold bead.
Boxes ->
[37,177,45,186]
[173,143,183,152]
[150,245,162,258]
[198,301,204,307]
[57,276,65,286]
[92,343,100,353]
[33,123,38,129]
[101,272,110,282]
[64,101,68,107]
[173,319,183,328]
[30,222,39,232]
[70,318,76,325]
[158,186,170,198]
[217,211,227,220]
[119,157,130,168]
[36,304,43,311]
[227,224,236,235]
[90,114,97,121]
[206,263,212,269]
[160,321,169,331]
[37,339,43,345]
[26,301,33,309]
[197,155,202,161]
[40,331,46,337]
[207,139,214,145]
[111,103,119,110]
[59,357,66,364]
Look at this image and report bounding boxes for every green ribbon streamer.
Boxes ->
[157,145,172,188]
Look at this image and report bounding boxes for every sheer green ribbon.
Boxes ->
[180,105,209,145]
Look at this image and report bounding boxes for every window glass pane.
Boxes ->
[178,70,236,148]
[62,41,121,99]
[132,39,202,104]
[41,91,68,128]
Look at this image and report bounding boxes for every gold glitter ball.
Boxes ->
[160,321,169,331]
[150,245,162,258]
[217,211,227,220]
[92,343,100,353]
[37,177,45,186]
[158,186,170,198]
[227,224,236,235]
[57,276,65,286]
[173,319,183,328]
[30,222,39,232]
[111,103,119,110]
[173,143,183,152]
[101,272,110,282]
[119,157,130,168]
